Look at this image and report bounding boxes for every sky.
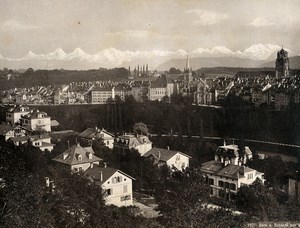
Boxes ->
[0,0,300,68]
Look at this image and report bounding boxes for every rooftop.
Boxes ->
[142,147,191,162]
[52,143,102,166]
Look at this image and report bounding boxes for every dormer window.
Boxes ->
[77,154,82,161]
[87,152,92,159]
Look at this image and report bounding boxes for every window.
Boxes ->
[218,180,224,187]
[107,188,113,196]
[210,188,213,195]
[123,185,128,193]
[112,176,123,183]
[78,167,83,172]
[230,183,236,190]
[248,173,253,179]
[209,178,214,185]
[225,182,229,188]
[219,190,225,198]
[107,141,109,145]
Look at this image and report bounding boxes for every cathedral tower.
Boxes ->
[275,48,289,78]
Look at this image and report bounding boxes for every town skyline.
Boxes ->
[1,0,300,69]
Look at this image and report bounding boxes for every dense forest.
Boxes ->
[0,67,129,90]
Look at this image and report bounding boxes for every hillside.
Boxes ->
[156,57,267,71]
[260,55,300,69]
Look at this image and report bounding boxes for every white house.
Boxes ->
[214,144,253,166]
[29,134,55,152]
[78,127,114,149]
[52,143,102,172]
[113,134,152,155]
[21,110,51,132]
[200,144,264,201]
[0,123,26,141]
[84,165,135,207]
[142,147,191,171]
[6,105,30,124]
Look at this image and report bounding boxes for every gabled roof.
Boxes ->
[22,110,50,119]
[142,147,191,162]
[52,143,102,166]
[114,134,152,147]
[7,105,30,113]
[9,136,28,142]
[84,165,135,185]
[200,160,256,180]
[29,133,51,141]
[78,128,114,139]
[0,124,15,135]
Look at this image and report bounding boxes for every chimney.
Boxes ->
[223,139,226,146]
[158,151,161,160]
[76,142,80,147]
[167,146,170,150]
[100,171,103,182]
[67,140,70,148]
[103,162,107,168]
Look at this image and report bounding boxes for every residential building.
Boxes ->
[6,105,30,124]
[89,87,114,104]
[21,110,51,132]
[148,75,174,101]
[0,124,26,141]
[142,147,191,171]
[214,144,253,166]
[78,127,114,149]
[52,143,102,172]
[84,165,135,207]
[201,144,264,201]
[29,134,55,152]
[113,134,152,155]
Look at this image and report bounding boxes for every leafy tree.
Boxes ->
[161,95,170,103]
[133,122,149,136]
[236,180,285,221]
[155,168,244,227]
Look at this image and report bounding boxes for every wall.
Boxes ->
[102,171,133,207]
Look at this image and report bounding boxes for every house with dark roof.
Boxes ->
[142,147,191,171]
[6,105,30,124]
[78,127,114,149]
[84,165,135,207]
[8,133,55,151]
[113,134,152,155]
[21,109,51,132]
[214,143,253,166]
[200,144,264,201]
[29,134,55,152]
[52,143,102,172]
[148,75,175,101]
[0,123,26,141]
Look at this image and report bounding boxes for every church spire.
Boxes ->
[186,53,190,72]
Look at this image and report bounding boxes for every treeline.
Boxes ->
[27,99,224,138]
[0,67,129,90]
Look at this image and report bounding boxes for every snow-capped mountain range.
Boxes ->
[0,44,294,70]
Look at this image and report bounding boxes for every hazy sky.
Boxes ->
[0,0,300,58]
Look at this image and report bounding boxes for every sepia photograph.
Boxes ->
[0,0,299,227]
